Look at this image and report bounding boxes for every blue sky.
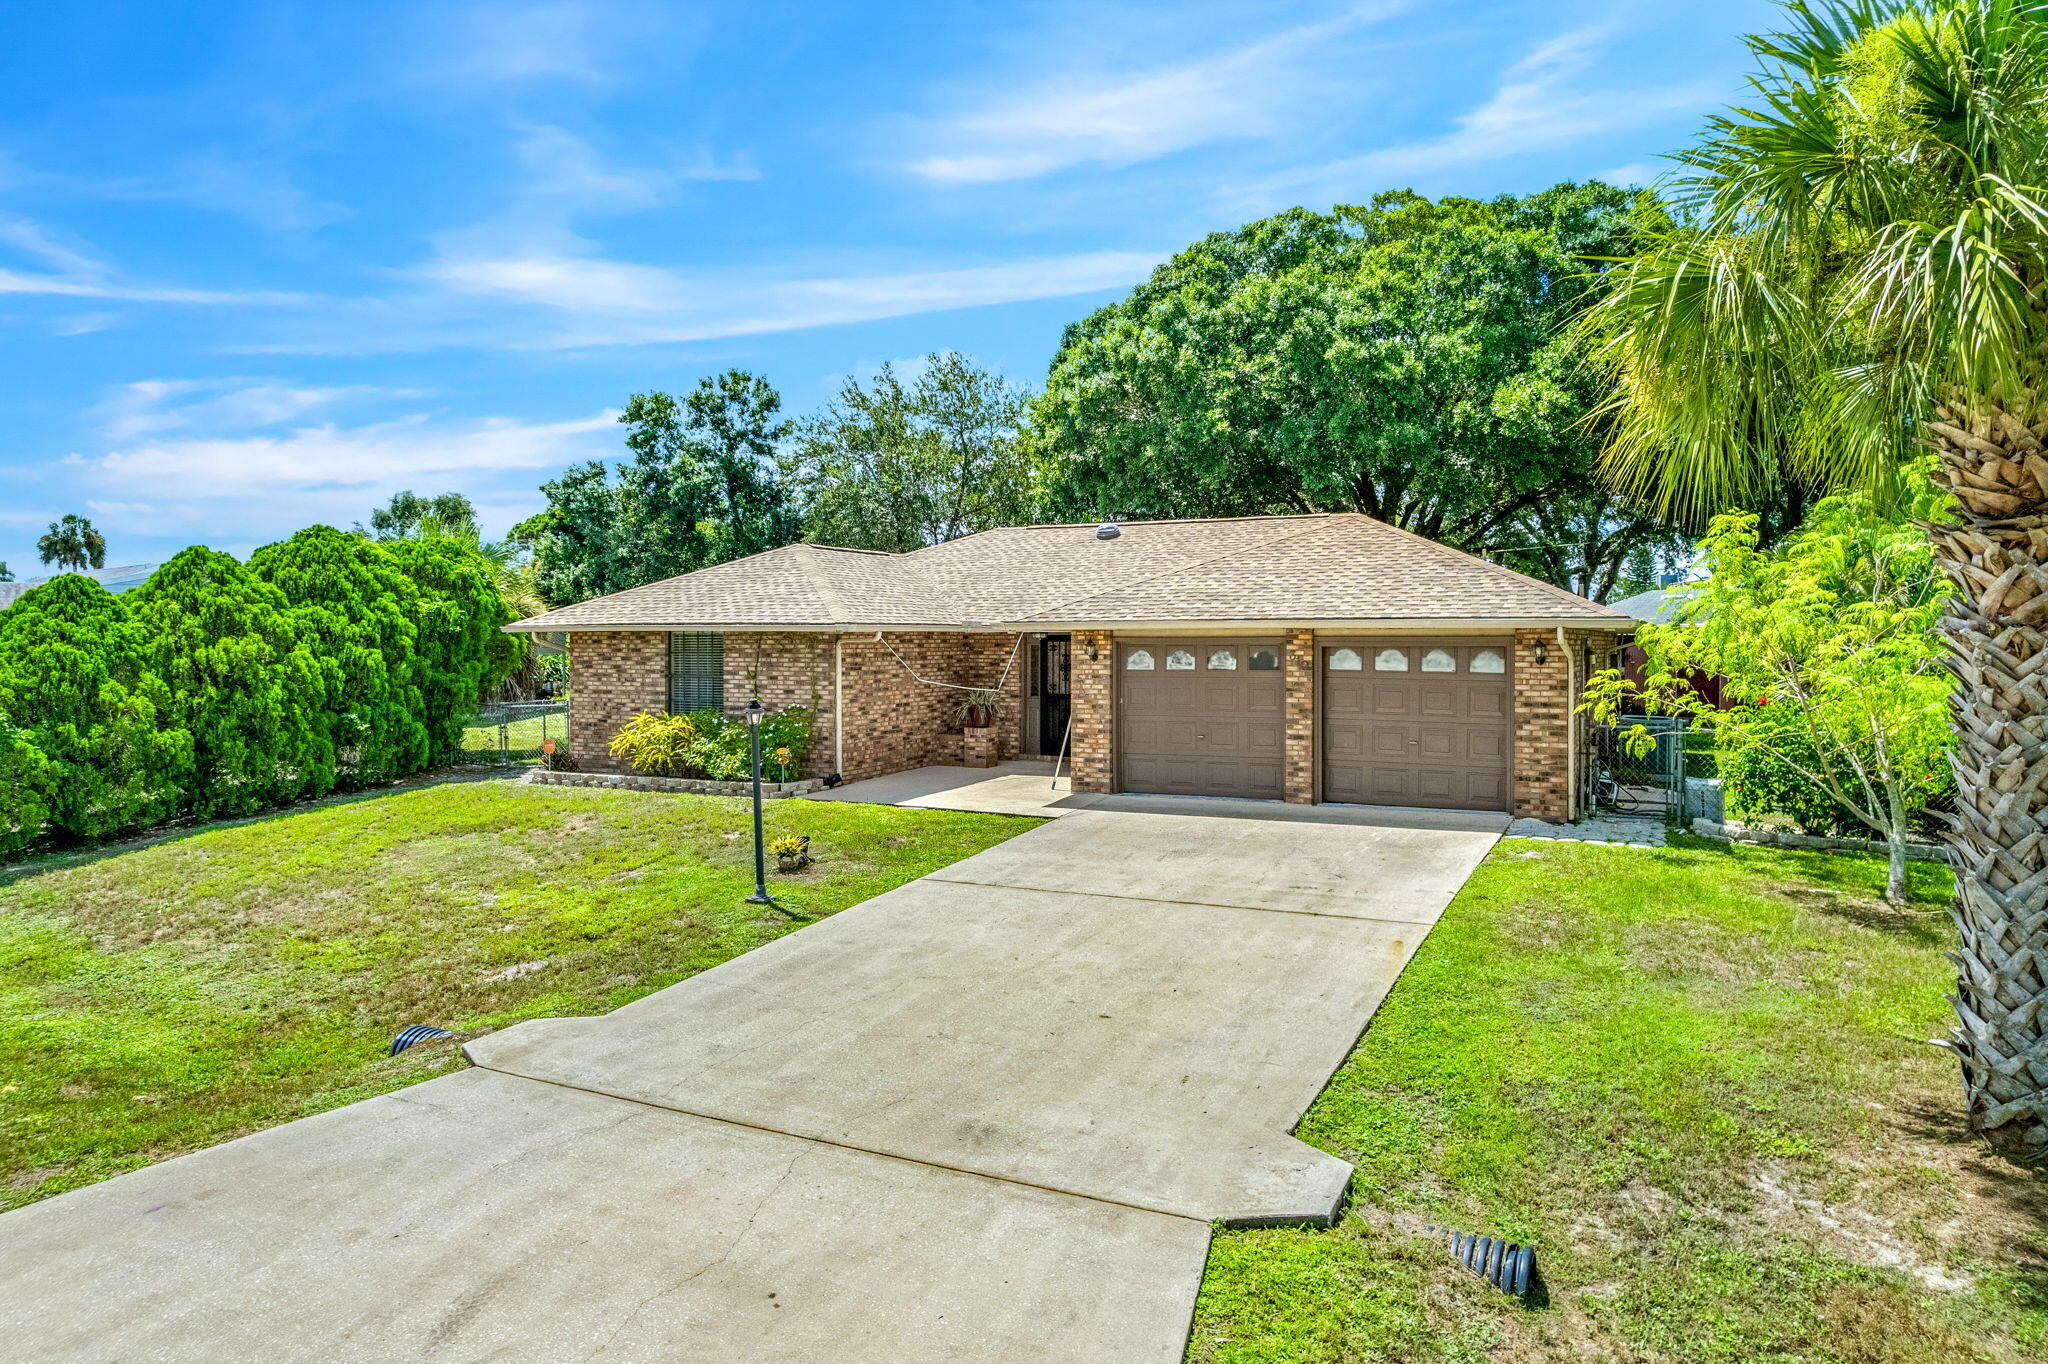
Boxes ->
[0,0,1778,573]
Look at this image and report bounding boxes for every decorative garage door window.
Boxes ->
[668,632,725,714]
[1471,648,1505,674]
[1207,648,1237,670]
[1421,648,1457,672]
[1328,647,1363,670]
[1374,648,1410,671]
[1166,649,1196,670]
[1249,647,1280,670]
[1125,648,1155,670]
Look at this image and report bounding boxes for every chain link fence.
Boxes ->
[1587,714,1689,820]
[454,701,569,767]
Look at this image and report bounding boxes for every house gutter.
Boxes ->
[1559,625,1577,822]
[833,635,844,777]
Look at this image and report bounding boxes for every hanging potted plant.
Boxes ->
[955,688,1003,730]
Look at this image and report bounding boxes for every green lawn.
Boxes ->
[1193,836,2048,1364]
[0,779,1032,1211]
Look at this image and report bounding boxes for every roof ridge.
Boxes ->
[1013,515,1334,620]
[929,512,1333,545]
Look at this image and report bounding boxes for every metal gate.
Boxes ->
[456,701,570,767]
[1587,714,1686,819]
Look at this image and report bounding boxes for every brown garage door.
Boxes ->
[1117,638,1285,799]
[1322,639,1511,810]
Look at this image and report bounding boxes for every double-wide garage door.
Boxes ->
[1115,635,1512,809]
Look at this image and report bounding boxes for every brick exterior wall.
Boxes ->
[721,632,837,778]
[566,631,669,774]
[1069,630,1115,794]
[1284,629,1316,804]
[835,631,1029,783]
[1511,627,1620,821]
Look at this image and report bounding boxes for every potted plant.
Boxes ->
[955,688,1003,730]
[769,834,811,873]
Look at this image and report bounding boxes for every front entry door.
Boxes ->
[1037,635,1071,757]
[1116,639,1285,798]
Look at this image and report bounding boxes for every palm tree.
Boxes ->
[1584,0,2048,1165]
[37,514,106,573]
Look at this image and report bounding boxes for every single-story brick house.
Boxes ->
[506,513,1632,820]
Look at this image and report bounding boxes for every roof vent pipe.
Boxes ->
[1095,522,1121,540]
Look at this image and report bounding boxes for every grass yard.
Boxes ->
[0,778,1032,1212]
[1193,836,2048,1364]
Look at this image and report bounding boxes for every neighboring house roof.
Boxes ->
[509,514,1629,634]
[1608,583,1700,626]
[0,562,160,610]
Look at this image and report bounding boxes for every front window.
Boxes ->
[669,632,725,714]
[1248,647,1280,671]
[1207,648,1238,670]
[1166,649,1196,671]
[1374,648,1410,671]
[1421,648,1456,673]
[1328,648,1363,671]
[1125,649,1155,671]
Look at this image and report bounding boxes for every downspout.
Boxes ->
[1558,625,1576,821]
[833,635,844,778]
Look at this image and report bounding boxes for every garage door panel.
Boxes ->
[1323,640,1511,812]
[1119,638,1287,799]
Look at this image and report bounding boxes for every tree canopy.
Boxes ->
[383,536,520,755]
[785,352,1037,552]
[528,369,799,605]
[1028,183,1687,596]
[126,546,330,816]
[36,514,106,572]
[360,491,479,541]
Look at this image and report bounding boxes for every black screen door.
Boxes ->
[1038,635,1071,756]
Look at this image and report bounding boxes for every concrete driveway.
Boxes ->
[0,798,1503,1362]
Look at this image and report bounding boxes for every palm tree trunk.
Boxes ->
[1925,390,2048,1167]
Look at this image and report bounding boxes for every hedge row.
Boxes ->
[0,526,518,859]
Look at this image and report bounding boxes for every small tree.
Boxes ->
[0,562,13,583]
[126,546,330,816]
[250,526,428,787]
[1583,478,1951,903]
[0,576,188,840]
[36,514,106,572]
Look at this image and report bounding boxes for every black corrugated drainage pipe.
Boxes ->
[1424,1225,1538,1301]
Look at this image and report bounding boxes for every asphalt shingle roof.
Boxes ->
[508,514,1629,633]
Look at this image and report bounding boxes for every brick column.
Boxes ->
[1284,629,1315,804]
[568,631,669,774]
[1069,630,1115,794]
[1512,629,1572,821]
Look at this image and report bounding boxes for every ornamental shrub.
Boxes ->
[0,575,189,839]
[250,526,428,786]
[126,546,331,816]
[384,537,520,757]
[0,711,51,858]
[609,711,703,776]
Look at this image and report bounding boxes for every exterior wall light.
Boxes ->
[1533,640,1548,666]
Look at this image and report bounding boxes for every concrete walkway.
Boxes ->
[0,799,1504,1362]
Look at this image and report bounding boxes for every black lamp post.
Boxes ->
[743,699,775,907]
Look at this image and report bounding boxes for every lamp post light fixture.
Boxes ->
[742,699,776,908]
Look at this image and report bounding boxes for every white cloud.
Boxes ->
[410,0,664,91]
[0,216,303,306]
[1240,22,1721,203]
[68,409,619,544]
[414,246,1162,347]
[94,379,424,442]
[904,3,1409,184]
[512,124,757,210]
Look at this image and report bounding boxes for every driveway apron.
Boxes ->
[0,802,1502,1362]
